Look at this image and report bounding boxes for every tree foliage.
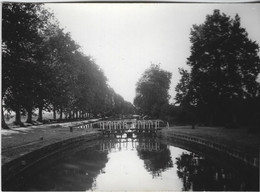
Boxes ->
[2,3,52,124]
[175,68,191,106]
[134,64,172,118]
[175,10,260,127]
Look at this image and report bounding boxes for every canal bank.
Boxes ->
[1,120,102,188]
[2,122,259,190]
[2,120,101,164]
[159,126,260,169]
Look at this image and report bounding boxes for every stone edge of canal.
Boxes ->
[2,132,102,187]
[158,130,259,170]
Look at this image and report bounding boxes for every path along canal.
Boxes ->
[3,136,258,191]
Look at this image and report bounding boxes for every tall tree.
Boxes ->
[34,23,61,122]
[45,28,80,120]
[134,64,172,118]
[175,68,191,106]
[175,68,197,126]
[183,9,260,126]
[2,3,52,125]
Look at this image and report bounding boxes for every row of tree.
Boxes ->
[134,10,260,130]
[2,3,134,129]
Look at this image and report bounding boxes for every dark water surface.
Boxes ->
[13,137,259,191]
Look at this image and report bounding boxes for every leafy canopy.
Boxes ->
[188,10,260,105]
[134,64,172,118]
[175,9,260,125]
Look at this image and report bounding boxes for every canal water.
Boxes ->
[10,137,259,191]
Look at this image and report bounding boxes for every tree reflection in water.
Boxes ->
[14,138,258,191]
[20,145,109,191]
[137,140,173,178]
[98,138,174,178]
[175,152,256,191]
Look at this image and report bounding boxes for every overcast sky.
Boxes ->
[45,3,260,103]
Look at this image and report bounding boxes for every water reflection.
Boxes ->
[137,140,173,178]
[14,138,258,191]
[175,152,258,191]
[98,138,139,152]
[97,138,173,178]
[90,138,182,191]
[98,138,164,152]
[20,144,109,191]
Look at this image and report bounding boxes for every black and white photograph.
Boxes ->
[1,1,260,191]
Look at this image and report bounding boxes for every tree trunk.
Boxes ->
[26,107,33,123]
[37,106,43,122]
[53,105,56,120]
[73,111,75,119]
[59,107,63,120]
[232,113,238,123]
[1,106,9,129]
[68,111,72,119]
[76,110,79,119]
[81,111,83,119]
[230,112,239,128]
[14,106,22,125]
[209,112,214,126]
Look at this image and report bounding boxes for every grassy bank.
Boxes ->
[161,126,260,157]
[1,120,99,165]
